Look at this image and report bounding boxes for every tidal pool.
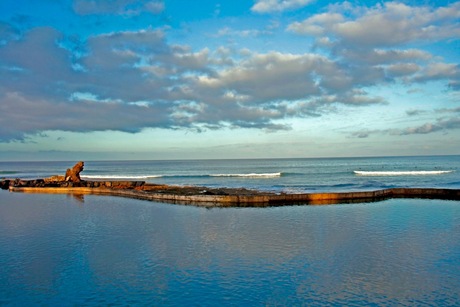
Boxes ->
[1,192,459,306]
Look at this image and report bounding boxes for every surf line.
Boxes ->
[210,172,282,178]
[354,170,453,176]
[83,172,283,179]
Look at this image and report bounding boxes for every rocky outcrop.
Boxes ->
[65,161,85,182]
[45,175,65,183]
[8,179,145,189]
[0,179,11,190]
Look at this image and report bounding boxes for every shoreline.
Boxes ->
[2,179,460,207]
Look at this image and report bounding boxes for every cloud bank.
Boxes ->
[0,1,459,142]
[251,0,314,13]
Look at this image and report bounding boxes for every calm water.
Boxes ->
[1,155,460,192]
[1,192,460,306]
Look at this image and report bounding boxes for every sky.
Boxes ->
[0,0,459,161]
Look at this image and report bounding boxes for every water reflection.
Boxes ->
[0,192,459,305]
[69,193,85,203]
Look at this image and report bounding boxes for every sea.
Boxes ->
[1,155,460,192]
[1,155,460,305]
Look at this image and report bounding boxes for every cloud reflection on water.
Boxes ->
[0,192,459,305]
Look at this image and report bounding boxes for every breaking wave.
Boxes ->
[82,175,163,180]
[354,170,454,176]
[82,172,282,180]
[210,172,282,178]
[0,171,21,175]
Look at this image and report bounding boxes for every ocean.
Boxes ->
[1,155,460,305]
[1,155,460,192]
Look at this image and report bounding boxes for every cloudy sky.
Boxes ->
[0,0,459,161]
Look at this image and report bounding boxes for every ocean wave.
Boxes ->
[0,171,21,175]
[82,175,163,180]
[210,172,282,178]
[83,172,282,179]
[354,170,454,176]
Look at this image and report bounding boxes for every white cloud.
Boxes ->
[0,91,172,141]
[73,0,164,16]
[386,63,421,77]
[288,2,460,91]
[287,13,344,35]
[412,62,460,83]
[0,22,19,44]
[288,2,460,47]
[194,52,327,103]
[215,27,272,38]
[251,0,313,14]
[335,48,432,65]
[370,49,432,64]
[396,118,460,135]
[0,27,77,100]
[351,109,460,138]
[144,1,164,14]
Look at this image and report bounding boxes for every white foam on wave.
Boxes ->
[82,175,163,180]
[210,172,282,178]
[354,170,453,176]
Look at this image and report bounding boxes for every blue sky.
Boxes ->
[0,0,459,161]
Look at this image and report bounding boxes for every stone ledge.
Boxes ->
[4,180,460,207]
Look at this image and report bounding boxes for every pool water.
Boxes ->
[1,192,459,305]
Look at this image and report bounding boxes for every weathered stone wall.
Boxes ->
[2,178,460,206]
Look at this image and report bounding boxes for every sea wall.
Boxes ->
[3,179,460,206]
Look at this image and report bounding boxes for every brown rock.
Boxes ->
[65,161,85,182]
[0,179,10,190]
[44,175,65,183]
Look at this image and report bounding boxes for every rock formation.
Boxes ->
[65,161,85,182]
[0,179,10,190]
[44,175,65,183]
